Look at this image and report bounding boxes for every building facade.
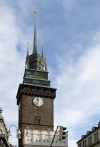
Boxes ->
[77,122,100,147]
[0,108,10,147]
[23,129,68,147]
[16,10,68,147]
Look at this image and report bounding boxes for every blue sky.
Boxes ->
[0,0,100,146]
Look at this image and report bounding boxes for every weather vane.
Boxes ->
[34,6,37,13]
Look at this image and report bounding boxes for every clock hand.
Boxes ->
[37,98,39,106]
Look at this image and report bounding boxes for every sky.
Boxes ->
[0,0,100,146]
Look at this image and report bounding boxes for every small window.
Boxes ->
[85,140,86,147]
[83,140,86,147]
[88,136,92,145]
[35,117,40,125]
[94,132,98,141]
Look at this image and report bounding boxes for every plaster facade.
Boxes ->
[23,129,68,147]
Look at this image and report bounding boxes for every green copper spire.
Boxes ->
[33,7,38,54]
[42,43,44,58]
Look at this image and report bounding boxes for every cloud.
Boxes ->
[69,140,77,147]
[0,0,25,126]
[54,42,100,146]
[62,0,76,9]
[0,2,27,145]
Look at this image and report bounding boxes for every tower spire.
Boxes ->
[33,7,38,54]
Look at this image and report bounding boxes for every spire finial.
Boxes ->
[34,6,37,13]
[26,41,29,69]
[33,6,38,54]
[42,43,44,58]
[45,56,48,72]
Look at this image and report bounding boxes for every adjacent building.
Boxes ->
[0,108,10,147]
[77,122,100,147]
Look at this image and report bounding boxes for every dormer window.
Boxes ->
[98,122,100,127]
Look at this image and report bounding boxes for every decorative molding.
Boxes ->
[20,122,54,127]
[16,84,56,105]
[20,87,55,97]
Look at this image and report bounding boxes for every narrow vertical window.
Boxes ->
[83,140,86,147]
[84,140,86,147]
[35,117,40,124]
[79,143,81,147]
[94,132,98,141]
[83,141,84,147]
[88,136,92,145]
[96,132,98,140]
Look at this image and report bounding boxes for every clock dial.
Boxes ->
[33,97,39,106]
[33,97,43,107]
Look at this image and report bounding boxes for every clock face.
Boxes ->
[33,97,43,107]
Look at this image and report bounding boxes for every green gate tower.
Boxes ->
[16,9,56,147]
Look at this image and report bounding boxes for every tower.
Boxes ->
[16,9,56,147]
